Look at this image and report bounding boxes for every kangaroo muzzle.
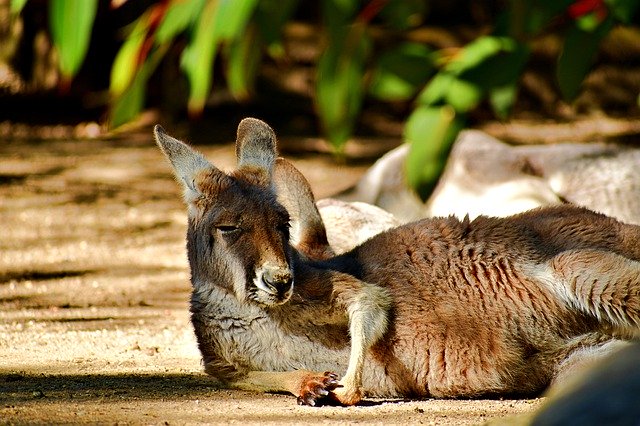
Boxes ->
[255,263,294,302]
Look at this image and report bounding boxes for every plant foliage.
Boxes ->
[11,0,640,198]
[48,0,98,84]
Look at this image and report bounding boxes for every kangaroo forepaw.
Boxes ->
[296,371,341,406]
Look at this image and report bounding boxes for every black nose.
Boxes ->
[262,268,293,294]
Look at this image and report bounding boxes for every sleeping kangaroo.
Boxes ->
[154,118,640,406]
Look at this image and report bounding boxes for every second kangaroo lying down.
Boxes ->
[155,118,640,406]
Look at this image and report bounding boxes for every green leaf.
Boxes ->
[458,42,529,90]
[110,16,148,97]
[110,43,169,128]
[181,0,259,115]
[180,1,218,115]
[606,0,640,23]
[557,16,613,101]
[489,83,518,120]
[254,0,298,58]
[445,78,482,113]
[110,68,147,129]
[500,0,575,37]
[226,23,262,101]
[324,0,360,22]
[316,24,370,152]
[369,42,435,102]
[417,72,454,106]
[404,105,464,200]
[322,0,360,40]
[444,36,518,75]
[576,12,602,32]
[49,0,98,79]
[10,0,28,15]
[213,0,259,40]
[155,0,205,43]
[418,36,528,116]
[417,67,496,114]
[379,0,427,30]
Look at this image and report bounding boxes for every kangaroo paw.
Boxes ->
[330,384,363,406]
[296,371,341,406]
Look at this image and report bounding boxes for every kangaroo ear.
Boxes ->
[154,125,226,204]
[273,158,334,260]
[235,118,277,184]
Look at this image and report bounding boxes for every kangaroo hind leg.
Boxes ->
[551,249,640,331]
[551,334,629,388]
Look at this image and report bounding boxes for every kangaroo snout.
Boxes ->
[263,267,293,289]
[255,263,294,303]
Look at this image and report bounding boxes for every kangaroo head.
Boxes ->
[155,118,317,307]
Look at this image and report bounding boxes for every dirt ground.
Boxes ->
[0,129,542,425]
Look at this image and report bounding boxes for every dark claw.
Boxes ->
[297,393,317,406]
[325,372,339,380]
[311,384,330,397]
[305,394,317,406]
[297,371,342,407]
[323,372,341,390]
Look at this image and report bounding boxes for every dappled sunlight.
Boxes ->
[0,372,541,425]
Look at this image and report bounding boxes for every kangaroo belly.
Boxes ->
[357,246,600,397]
[364,311,562,398]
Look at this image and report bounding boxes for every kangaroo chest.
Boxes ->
[190,284,348,375]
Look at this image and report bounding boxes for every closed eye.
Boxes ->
[277,222,290,234]
[216,225,241,234]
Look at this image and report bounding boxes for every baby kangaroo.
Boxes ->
[155,118,640,406]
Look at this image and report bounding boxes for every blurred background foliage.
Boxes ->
[2,0,640,198]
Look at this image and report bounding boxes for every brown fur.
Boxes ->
[154,119,640,406]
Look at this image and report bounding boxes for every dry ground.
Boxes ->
[0,130,542,425]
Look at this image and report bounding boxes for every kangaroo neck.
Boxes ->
[287,248,366,303]
[285,249,333,301]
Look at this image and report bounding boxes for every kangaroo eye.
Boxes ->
[216,225,241,234]
[277,222,290,234]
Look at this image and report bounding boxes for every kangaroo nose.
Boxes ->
[262,267,293,294]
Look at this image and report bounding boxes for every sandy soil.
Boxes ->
[0,131,542,424]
